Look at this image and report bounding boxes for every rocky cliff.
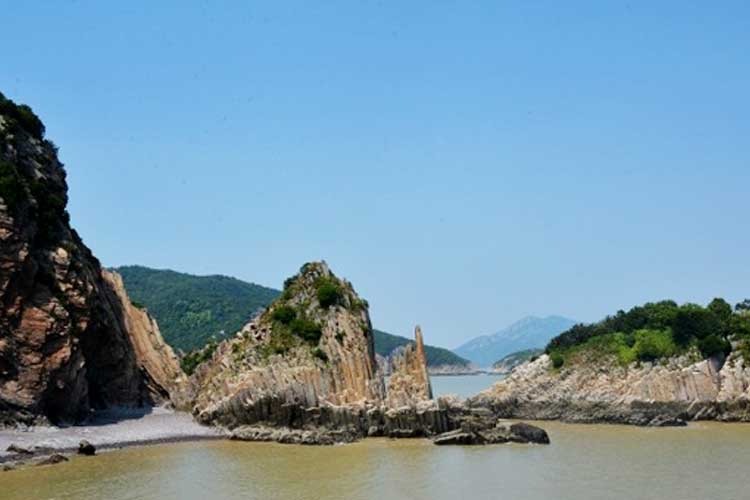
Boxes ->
[470,352,750,425]
[190,262,386,428]
[387,326,433,407]
[188,263,487,442]
[0,92,183,425]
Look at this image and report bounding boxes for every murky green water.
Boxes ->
[4,421,750,500]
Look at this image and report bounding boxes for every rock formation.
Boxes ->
[190,261,386,428]
[470,352,750,425]
[0,92,183,426]
[188,262,550,445]
[386,325,433,407]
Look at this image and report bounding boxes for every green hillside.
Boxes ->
[115,265,280,351]
[546,298,750,368]
[115,265,469,367]
[374,329,470,367]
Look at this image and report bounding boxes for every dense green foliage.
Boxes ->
[0,160,22,212]
[271,305,296,324]
[180,341,218,375]
[698,334,731,358]
[316,278,343,309]
[116,266,281,351]
[0,91,45,139]
[289,317,322,344]
[546,298,750,367]
[550,351,564,368]
[29,175,68,245]
[373,329,470,367]
[0,94,68,245]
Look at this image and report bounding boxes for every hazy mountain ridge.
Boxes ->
[455,315,577,367]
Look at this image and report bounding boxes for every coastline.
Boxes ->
[0,407,224,465]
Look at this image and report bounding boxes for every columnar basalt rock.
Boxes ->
[185,262,553,444]
[190,262,386,428]
[386,325,433,407]
[0,93,184,425]
[469,352,750,425]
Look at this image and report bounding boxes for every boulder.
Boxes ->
[36,454,69,466]
[78,440,96,456]
[509,422,550,444]
[6,444,33,455]
[433,430,478,445]
[433,421,550,445]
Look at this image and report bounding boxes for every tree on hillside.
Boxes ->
[672,304,720,346]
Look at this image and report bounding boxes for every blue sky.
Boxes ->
[2,1,748,348]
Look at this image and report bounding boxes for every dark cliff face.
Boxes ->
[0,92,182,425]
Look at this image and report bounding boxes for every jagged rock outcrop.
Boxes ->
[387,325,433,407]
[470,352,750,425]
[102,271,185,403]
[188,263,551,445]
[0,92,184,425]
[190,262,386,428]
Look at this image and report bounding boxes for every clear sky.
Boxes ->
[2,1,748,348]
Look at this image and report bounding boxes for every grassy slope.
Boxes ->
[115,265,469,366]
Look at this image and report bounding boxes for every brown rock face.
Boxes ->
[386,325,433,407]
[0,94,183,425]
[190,262,386,427]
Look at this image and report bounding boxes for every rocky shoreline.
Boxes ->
[0,401,551,471]
[469,353,750,426]
[0,407,223,469]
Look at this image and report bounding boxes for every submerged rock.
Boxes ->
[433,421,550,446]
[508,422,550,444]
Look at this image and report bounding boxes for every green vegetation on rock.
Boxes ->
[546,298,750,367]
[0,91,45,140]
[181,340,218,375]
[0,160,22,212]
[315,278,343,309]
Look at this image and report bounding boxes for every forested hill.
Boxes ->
[374,329,470,367]
[114,265,469,367]
[115,265,279,351]
[545,298,750,369]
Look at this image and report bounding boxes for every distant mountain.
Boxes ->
[455,316,577,367]
[115,265,469,367]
